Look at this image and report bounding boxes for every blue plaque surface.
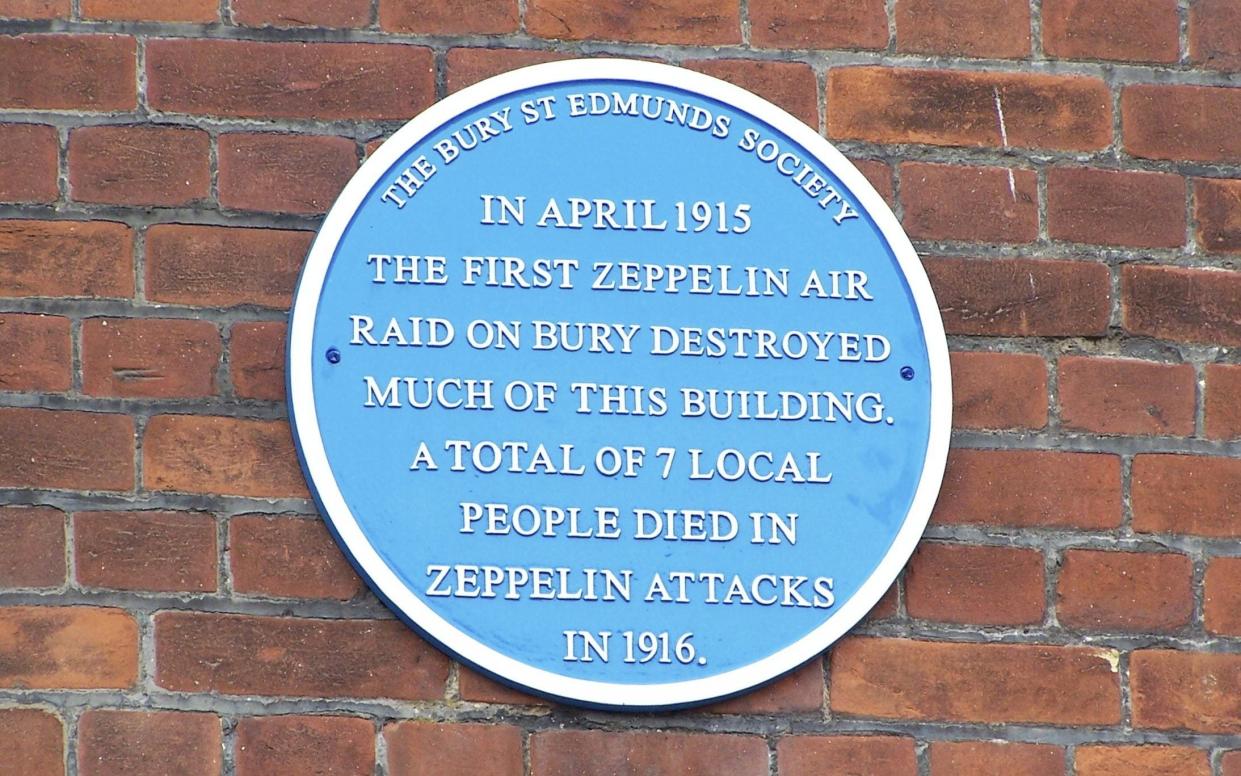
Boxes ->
[288,60,950,709]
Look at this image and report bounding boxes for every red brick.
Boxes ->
[230,515,363,600]
[78,710,220,776]
[0,507,65,588]
[82,317,221,398]
[905,543,1045,625]
[1133,454,1241,537]
[896,0,1030,58]
[750,0,887,49]
[926,257,1111,337]
[685,59,818,129]
[0,708,63,776]
[0,220,132,299]
[528,0,740,45]
[1123,265,1241,346]
[0,35,135,111]
[1043,0,1179,63]
[0,606,137,689]
[0,408,134,492]
[1058,357,1196,436]
[1205,557,1241,636]
[1226,751,1241,776]
[1123,84,1241,163]
[230,322,285,401]
[950,351,1047,430]
[69,126,210,207]
[445,48,569,93]
[0,124,58,203]
[1207,364,1241,440]
[219,133,357,215]
[851,159,894,204]
[75,511,217,593]
[928,741,1063,776]
[863,582,899,622]
[147,39,435,120]
[236,716,373,776]
[902,163,1038,243]
[82,0,216,21]
[1190,0,1241,70]
[706,658,824,714]
[1131,650,1241,733]
[830,637,1120,724]
[778,735,916,776]
[381,0,517,34]
[1076,745,1209,776]
[932,449,1121,529]
[457,666,547,705]
[144,415,308,499]
[1048,167,1186,248]
[0,314,71,392]
[531,730,768,776]
[0,0,68,18]
[387,722,522,776]
[154,611,449,700]
[1057,549,1193,632]
[233,0,369,27]
[829,68,1111,151]
[1195,178,1241,254]
[146,224,310,309]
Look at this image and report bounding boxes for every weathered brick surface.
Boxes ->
[1194,178,1241,254]
[0,408,134,491]
[778,735,917,776]
[219,133,357,215]
[931,449,1122,528]
[82,318,221,398]
[0,35,135,111]
[0,607,137,689]
[0,221,133,299]
[387,722,523,776]
[895,0,1030,58]
[685,59,819,129]
[78,710,220,776]
[924,257,1111,337]
[704,659,824,714]
[233,0,369,27]
[1042,0,1179,63]
[229,322,286,401]
[1075,745,1210,776]
[528,0,740,45]
[381,0,518,34]
[830,638,1121,724]
[236,716,374,776]
[69,126,210,207]
[0,506,65,588]
[750,0,887,50]
[0,313,71,392]
[905,542,1044,625]
[147,39,435,120]
[0,124,58,204]
[829,68,1111,150]
[1123,265,1241,347]
[1058,357,1196,436]
[901,163,1038,243]
[1205,557,1241,636]
[1123,85,1241,163]
[531,730,769,776]
[75,511,217,593]
[1131,651,1241,733]
[145,224,310,308]
[1190,0,1241,70]
[1132,454,1241,537]
[229,515,364,600]
[155,611,449,699]
[928,741,1064,776]
[0,0,67,18]
[143,415,309,499]
[445,48,570,93]
[0,708,63,776]
[950,351,1047,430]
[82,0,216,21]
[1047,167,1185,248]
[1056,549,1194,632]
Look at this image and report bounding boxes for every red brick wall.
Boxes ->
[1,1,1239,774]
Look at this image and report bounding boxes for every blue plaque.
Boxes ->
[288,60,950,709]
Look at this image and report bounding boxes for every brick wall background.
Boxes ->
[1,0,1240,774]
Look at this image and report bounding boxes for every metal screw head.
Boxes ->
[326,347,341,364]
[900,365,915,381]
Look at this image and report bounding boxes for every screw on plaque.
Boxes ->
[326,347,341,364]
[900,366,915,381]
